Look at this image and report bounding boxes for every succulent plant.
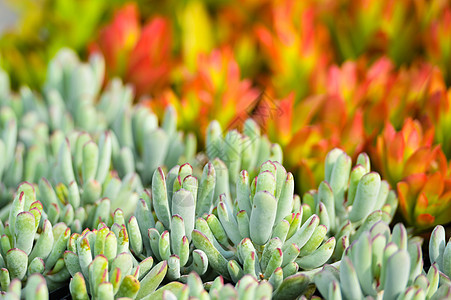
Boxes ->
[396,146,451,230]
[191,159,333,299]
[153,46,261,141]
[110,104,196,185]
[0,53,134,203]
[44,49,105,133]
[0,106,23,206]
[64,217,167,299]
[45,50,196,183]
[20,130,143,231]
[257,0,336,102]
[1,49,194,187]
[0,274,49,300]
[148,271,274,300]
[429,225,451,287]
[1,30,451,300]
[314,221,448,300]
[206,119,282,190]
[47,51,191,182]
[300,148,398,261]
[0,183,70,291]
[91,3,174,97]
[37,176,139,233]
[373,118,435,187]
[127,162,216,280]
[421,5,451,85]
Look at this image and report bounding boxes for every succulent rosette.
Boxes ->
[397,163,451,229]
[373,118,435,187]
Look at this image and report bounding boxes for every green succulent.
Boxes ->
[44,49,105,133]
[64,218,168,299]
[429,225,451,288]
[301,148,398,261]
[190,159,332,299]
[0,274,48,300]
[44,50,196,183]
[206,119,282,185]
[148,271,274,300]
[128,162,216,280]
[0,130,143,233]
[110,104,196,185]
[0,106,22,206]
[0,49,195,188]
[314,221,449,300]
[0,183,70,292]
[34,130,142,231]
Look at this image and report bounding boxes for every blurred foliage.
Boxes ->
[2,0,451,230]
[0,0,122,90]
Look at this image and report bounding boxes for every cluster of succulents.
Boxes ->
[205,119,283,180]
[0,49,315,298]
[314,221,446,299]
[0,274,49,300]
[64,218,172,299]
[0,0,451,292]
[0,50,408,299]
[2,0,451,235]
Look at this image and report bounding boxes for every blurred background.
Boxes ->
[0,0,17,34]
[0,0,451,230]
[1,0,450,92]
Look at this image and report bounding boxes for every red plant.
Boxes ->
[90,3,173,96]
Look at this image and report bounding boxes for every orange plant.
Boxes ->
[397,147,451,229]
